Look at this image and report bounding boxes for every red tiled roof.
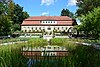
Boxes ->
[25,16,73,21]
[22,21,40,25]
[21,16,76,26]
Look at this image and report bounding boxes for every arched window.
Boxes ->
[54,27,55,30]
[39,27,41,30]
[66,27,67,30]
[58,27,59,30]
[32,27,33,30]
[25,30,27,32]
[35,27,37,30]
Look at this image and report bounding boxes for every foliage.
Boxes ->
[70,46,100,67]
[76,0,100,16]
[0,1,29,35]
[78,7,100,39]
[50,38,77,51]
[28,38,48,47]
[0,38,47,67]
[0,38,100,67]
[0,15,12,35]
[8,2,29,31]
[0,1,13,35]
[61,8,74,18]
[0,38,29,44]
[0,43,28,67]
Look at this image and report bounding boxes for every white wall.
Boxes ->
[21,26,73,32]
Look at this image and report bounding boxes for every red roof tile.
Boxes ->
[21,16,76,26]
[25,16,73,21]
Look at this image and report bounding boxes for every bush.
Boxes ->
[69,46,100,67]
[28,38,48,47]
[0,43,28,67]
[50,38,77,51]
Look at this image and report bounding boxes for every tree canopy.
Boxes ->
[78,7,100,39]
[76,0,100,16]
[61,8,74,18]
[0,1,29,35]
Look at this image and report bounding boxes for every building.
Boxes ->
[21,16,76,36]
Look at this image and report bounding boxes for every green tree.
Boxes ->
[78,7,100,39]
[61,8,74,18]
[0,15,12,35]
[8,2,29,31]
[0,1,29,35]
[0,0,13,35]
[76,0,100,16]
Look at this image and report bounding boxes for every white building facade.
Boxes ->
[21,16,77,38]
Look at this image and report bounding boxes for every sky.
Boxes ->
[13,0,78,16]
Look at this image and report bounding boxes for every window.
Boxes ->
[35,27,37,30]
[48,27,51,30]
[54,27,55,30]
[48,47,51,49]
[39,27,41,30]
[58,27,59,30]
[25,30,27,32]
[32,27,33,30]
[66,27,67,30]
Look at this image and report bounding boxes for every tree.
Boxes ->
[0,15,12,35]
[8,1,14,17]
[61,8,74,18]
[78,7,100,39]
[0,1,8,15]
[8,2,29,31]
[0,0,29,35]
[0,0,13,35]
[76,0,100,16]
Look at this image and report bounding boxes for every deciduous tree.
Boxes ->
[78,7,100,39]
[61,8,74,18]
[76,0,100,16]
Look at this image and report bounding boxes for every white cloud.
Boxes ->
[41,0,57,6]
[41,11,49,16]
[67,0,77,6]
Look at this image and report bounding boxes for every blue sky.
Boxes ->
[13,0,77,16]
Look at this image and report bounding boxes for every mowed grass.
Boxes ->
[0,38,100,67]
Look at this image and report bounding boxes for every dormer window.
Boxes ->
[41,21,57,24]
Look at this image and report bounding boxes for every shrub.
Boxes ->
[50,38,77,51]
